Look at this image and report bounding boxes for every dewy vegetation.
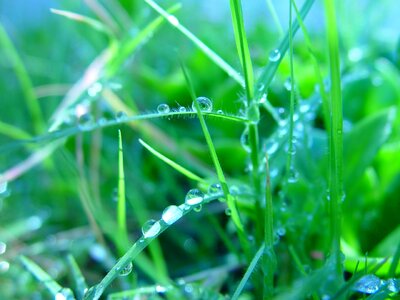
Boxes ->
[0,0,399,299]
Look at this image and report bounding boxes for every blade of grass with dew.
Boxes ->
[19,255,74,298]
[0,121,32,140]
[180,61,250,259]
[66,254,88,299]
[83,193,224,300]
[324,0,344,276]
[117,129,128,244]
[0,23,44,134]
[265,0,283,38]
[292,0,331,133]
[144,0,244,86]
[231,243,265,300]
[139,139,206,184]
[50,8,113,37]
[256,0,315,98]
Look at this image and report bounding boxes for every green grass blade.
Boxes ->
[231,243,265,300]
[323,0,344,275]
[0,23,45,134]
[265,0,283,38]
[19,255,74,299]
[144,0,245,86]
[66,254,88,299]
[0,121,32,140]
[139,139,206,184]
[229,0,254,102]
[50,8,113,36]
[256,0,315,98]
[180,61,250,258]
[117,130,128,243]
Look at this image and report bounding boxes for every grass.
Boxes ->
[0,0,399,299]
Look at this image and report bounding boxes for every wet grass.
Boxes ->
[0,0,399,299]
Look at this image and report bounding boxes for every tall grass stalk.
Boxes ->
[323,0,344,275]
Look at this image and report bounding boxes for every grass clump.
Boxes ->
[0,1,399,299]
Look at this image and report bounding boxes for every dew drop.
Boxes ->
[192,97,212,112]
[269,49,281,62]
[277,227,286,236]
[284,78,292,91]
[266,141,279,156]
[78,113,93,129]
[229,185,240,195]
[115,111,127,120]
[0,180,8,195]
[156,285,167,293]
[287,168,299,183]
[217,109,223,114]
[142,220,161,238]
[386,278,399,293]
[185,189,204,206]
[240,127,251,153]
[257,83,265,92]
[178,106,187,112]
[0,261,10,273]
[225,208,231,216]
[193,204,202,212]
[167,15,179,26]
[0,242,6,255]
[89,244,107,262]
[162,205,183,225]
[259,93,267,104]
[88,82,103,97]
[208,183,222,195]
[157,103,170,114]
[354,274,382,294]
[119,261,133,276]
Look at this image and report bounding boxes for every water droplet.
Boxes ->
[240,127,251,153]
[193,204,202,212]
[208,183,222,194]
[142,220,161,238]
[259,93,267,104]
[341,193,346,202]
[55,288,74,300]
[0,261,10,273]
[348,47,363,62]
[354,274,382,294]
[157,103,170,114]
[257,83,265,92]
[89,244,107,262]
[269,49,281,62]
[27,216,42,231]
[285,143,297,155]
[217,109,223,114]
[0,242,6,255]
[115,111,127,120]
[265,141,279,156]
[269,168,279,178]
[162,205,183,225]
[167,15,179,26]
[277,227,286,236]
[0,180,8,195]
[119,261,133,276]
[225,208,231,216]
[55,291,67,300]
[185,189,204,206]
[97,117,108,126]
[192,97,212,112]
[229,185,239,195]
[386,278,399,293]
[156,285,167,293]
[299,103,310,113]
[78,113,93,129]
[287,168,298,183]
[284,78,292,91]
[88,82,103,97]
[178,106,187,112]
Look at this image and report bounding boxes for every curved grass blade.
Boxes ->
[117,130,127,243]
[144,0,245,86]
[82,193,224,300]
[256,0,315,98]
[0,121,32,140]
[19,255,75,299]
[139,139,206,183]
[66,254,88,300]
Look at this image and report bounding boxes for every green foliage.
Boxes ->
[0,0,399,299]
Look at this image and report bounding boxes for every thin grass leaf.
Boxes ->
[0,23,44,134]
[144,0,245,86]
[256,0,315,98]
[231,243,265,300]
[0,121,32,140]
[50,8,113,36]
[19,255,75,299]
[180,61,250,259]
[388,241,400,277]
[83,193,223,300]
[139,138,206,183]
[265,0,284,38]
[117,130,127,243]
[66,254,88,300]
[323,0,344,275]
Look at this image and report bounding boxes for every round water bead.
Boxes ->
[0,242,6,255]
[185,189,204,206]
[157,103,170,114]
[119,261,133,276]
[142,220,161,238]
[208,183,222,194]
[178,106,187,112]
[269,49,281,62]
[192,97,212,112]
[354,274,382,294]
[162,205,183,225]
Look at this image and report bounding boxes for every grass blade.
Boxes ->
[144,0,245,86]
[66,254,88,299]
[139,139,206,183]
[117,129,127,243]
[0,23,44,134]
[0,121,32,140]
